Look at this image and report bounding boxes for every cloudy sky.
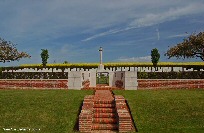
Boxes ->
[0,0,204,66]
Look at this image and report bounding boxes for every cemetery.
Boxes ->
[1,1,204,132]
[0,47,204,132]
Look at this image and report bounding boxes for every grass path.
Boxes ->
[0,89,204,132]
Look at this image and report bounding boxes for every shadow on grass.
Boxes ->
[125,100,139,132]
[112,91,139,132]
[73,100,83,132]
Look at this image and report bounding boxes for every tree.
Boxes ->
[41,49,49,67]
[165,32,204,61]
[151,48,160,70]
[0,37,30,63]
[63,61,68,64]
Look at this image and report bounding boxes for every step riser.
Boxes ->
[94,101,114,104]
[82,87,125,90]
[92,91,118,131]
[93,113,116,118]
[93,118,117,124]
[94,108,116,113]
[92,124,118,130]
[94,104,115,108]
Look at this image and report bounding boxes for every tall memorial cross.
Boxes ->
[99,47,103,65]
[98,47,104,71]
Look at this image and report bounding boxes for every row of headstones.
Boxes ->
[3,67,204,72]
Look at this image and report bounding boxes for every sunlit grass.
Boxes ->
[0,90,93,133]
[1,89,204,133]
[114,90,204,133]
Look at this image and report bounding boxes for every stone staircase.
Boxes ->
[92,90,118,131]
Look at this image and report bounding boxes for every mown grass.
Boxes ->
[0,90,93,133]
[1,89,204,133]
[113,90,204,133]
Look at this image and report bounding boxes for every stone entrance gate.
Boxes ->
[67,70,138,90]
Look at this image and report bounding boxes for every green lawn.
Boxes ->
[113,90,204,133]
[1,89,204,133]
[0,89,93,133]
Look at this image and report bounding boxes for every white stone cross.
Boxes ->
[99,47,103,65]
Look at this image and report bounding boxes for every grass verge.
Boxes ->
[0,89,204,132]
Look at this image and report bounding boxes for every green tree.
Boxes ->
[151,48,160,70]
[41,49,49,67]
[63,61,68,64]
[165,32,204,61]
[0,37,30,63]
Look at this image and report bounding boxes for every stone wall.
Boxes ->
[138,79,204,89]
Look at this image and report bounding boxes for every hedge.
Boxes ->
[138,71,204,79]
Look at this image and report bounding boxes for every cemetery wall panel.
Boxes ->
[138,79,204,89]
[1,79,204,90]
[0,79,68,89]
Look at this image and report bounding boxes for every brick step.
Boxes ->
[92,124,118,130]
[93,113,117,118]
[93,118,117,124]
[94,100,114,104]
[82,87,125,90]
[94,108,116,113]
[91,130,117,133]
[94,103,115,108]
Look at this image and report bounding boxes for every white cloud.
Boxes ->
[0,0,204,64]
[156,28,160,40]
[82,27,137,42]
[129,3,204,27]
[116,56,151,62]
[168,33,189,38]
[82,2,204,41]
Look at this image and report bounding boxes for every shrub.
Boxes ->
[115,80,123,88]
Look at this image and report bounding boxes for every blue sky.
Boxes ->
[0,0,204,66]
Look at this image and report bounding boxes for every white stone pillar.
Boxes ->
[124,71,138,90]
[68,71,82,90]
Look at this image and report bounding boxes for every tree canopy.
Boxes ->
[151,48,160,65]
[165,32,204,61]
[0,37,30,63]
[41,49,49,67]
